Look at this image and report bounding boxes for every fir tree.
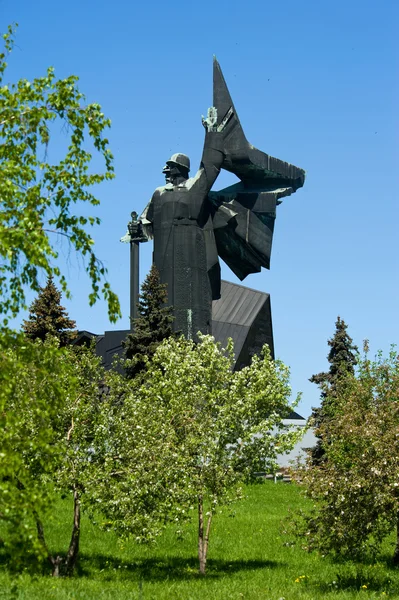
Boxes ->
[123,265,174,379]
[310,316,358,464]
[22,276,77,346]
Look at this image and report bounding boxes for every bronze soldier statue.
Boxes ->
[129,59,305,339]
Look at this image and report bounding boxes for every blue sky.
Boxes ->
[2,0,398,416]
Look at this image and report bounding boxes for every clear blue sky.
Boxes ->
[2,0,398,416]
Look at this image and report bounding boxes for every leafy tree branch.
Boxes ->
[0,24,120,322]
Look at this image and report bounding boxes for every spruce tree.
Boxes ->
[22,276,77,346]
[123,265,174,379]
[310,316,358,464]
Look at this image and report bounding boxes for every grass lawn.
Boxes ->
[1,481,398,599]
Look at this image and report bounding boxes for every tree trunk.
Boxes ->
[393,510,399,565]
[34,512,61,577]
[33,510,55,573]
[198,494,213,575]
[51,556,62,577]
[49,486,81,576]
[23,477,81,577]
[63,486,81,576]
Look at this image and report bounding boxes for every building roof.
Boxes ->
[212,280,270,358]
[213,281,268,327]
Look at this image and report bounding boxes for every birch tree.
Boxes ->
[0,334,105,575]
[0,25,120,323]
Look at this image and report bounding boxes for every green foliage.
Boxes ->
[123,265,174,378]
[0,331,75,562]
[89,334,302,573]
[0,309,301,575]
[0,330,106,572]
[293,345,399,561]
[310,316,358,464]
[0,25,120,323]
[22,275,77,346]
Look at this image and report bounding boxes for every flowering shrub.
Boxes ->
[292,345,399,562]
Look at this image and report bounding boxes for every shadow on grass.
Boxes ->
[313,559,399,596]
[0,544,284,581]
[75,553,284,581]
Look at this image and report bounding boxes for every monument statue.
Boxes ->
[125,58,305,340]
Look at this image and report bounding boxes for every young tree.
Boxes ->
[123,264,174,378]
[22,275,77,346]
[90,335,302,575]
[293,345,399,562]
[0,25,120,323]
[310,316,358,463]
[0,332,106,575]
[48,344,107,576]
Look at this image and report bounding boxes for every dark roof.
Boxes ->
[212,280,269,358]
[286,410,305,420]
[213,281,268,326]
[73,330,98,346]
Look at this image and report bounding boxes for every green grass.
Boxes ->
[1,482,399,599]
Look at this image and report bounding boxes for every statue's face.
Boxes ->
[162,162,182,184]
[168,163,181,181]
[162,164,171,183]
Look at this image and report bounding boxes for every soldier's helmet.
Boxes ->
[163,153,190,172]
